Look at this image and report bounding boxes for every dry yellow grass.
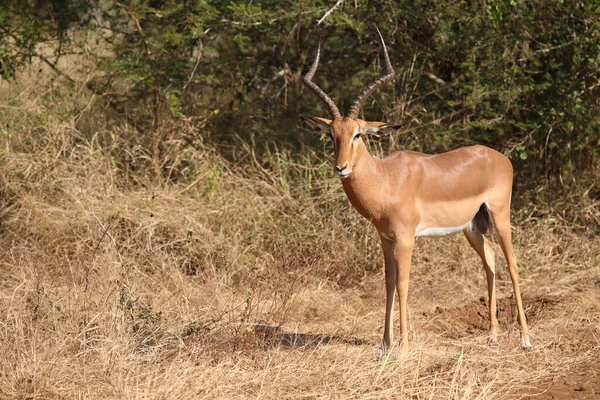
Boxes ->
[0,83,599,399]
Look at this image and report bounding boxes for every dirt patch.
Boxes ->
[522,368,600,399]
[416,290,600,398]
[419,294,566,339]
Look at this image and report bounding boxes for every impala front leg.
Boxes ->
[394,234,415,351]
[380,236,396,353]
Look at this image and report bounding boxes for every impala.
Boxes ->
[301,28,531,352]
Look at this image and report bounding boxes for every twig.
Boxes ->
[0,25,76,82]
[36,53,76,82]
[88,206,127,277]
[182,40,203,93]
[422,72,446,85]
[318,0,344,25]
[115,2,160,125]
[115,2,153,59]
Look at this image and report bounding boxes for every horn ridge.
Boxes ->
[302,31,342,120]
[347,26,395,120]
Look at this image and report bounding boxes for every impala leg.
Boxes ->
[393,235,415,351]
[463,227,499,341]
[380,237,396,353]
[492,212,532,349]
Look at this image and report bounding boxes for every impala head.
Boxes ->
[302,28,401,178]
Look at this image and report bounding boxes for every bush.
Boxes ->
[1,1,599,228]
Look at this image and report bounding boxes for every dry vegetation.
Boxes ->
[1,78,599,399]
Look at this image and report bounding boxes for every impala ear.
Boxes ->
[301,116,332,133]
[363,123,401,137]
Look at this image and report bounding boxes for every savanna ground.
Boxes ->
[1,65,599,400]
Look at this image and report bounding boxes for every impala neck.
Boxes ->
[340,142,386,221]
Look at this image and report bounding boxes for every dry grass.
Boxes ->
[0,82,599,399]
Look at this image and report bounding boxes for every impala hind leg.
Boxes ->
[463,226,499,342]
[489,209,532,349]
[380,236,396,354]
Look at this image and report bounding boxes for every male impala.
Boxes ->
[302,28,531,352]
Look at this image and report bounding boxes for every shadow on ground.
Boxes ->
[252,324,367,348]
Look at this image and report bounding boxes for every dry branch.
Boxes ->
[317,0,345,25]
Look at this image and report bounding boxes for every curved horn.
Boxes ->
[302,32,342,120]
[348,26,395,120]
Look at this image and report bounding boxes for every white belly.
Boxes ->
[415,221,473,238]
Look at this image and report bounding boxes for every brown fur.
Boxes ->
[303,116,531,352]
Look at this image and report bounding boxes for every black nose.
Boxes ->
[335,164,347,172]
